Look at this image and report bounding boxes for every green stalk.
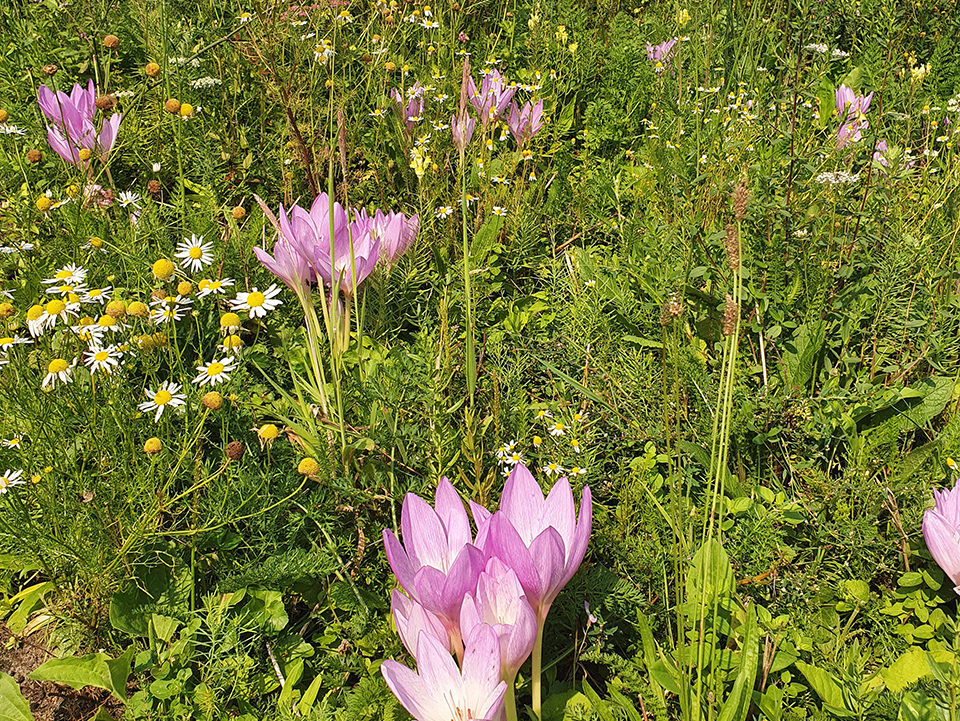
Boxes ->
[532,617,545,719]
[505,679,518,721]
[460,156,476,406]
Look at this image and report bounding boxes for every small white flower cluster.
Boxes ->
[190,77,222,89]
[804,43,828,54]
[169,56,201,67]
[831,48,851,58]
[815,171,860,185]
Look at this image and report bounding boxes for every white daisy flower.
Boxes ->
[82,286,112,304]
[42,264,87,285]
[542,461,564,477]
[568,465,587,476]
[174,234,214,272]
[46,282,87,297]
[193,356,236,386]
[219,334,244,355]
[435,206,454,218]
[1,436,24,449]
[139,381,187,422]
[230,285,282,319]
[118,191,142,209]
[548,422,567,436]
[150,295,192,325]
[535,409,553,421]
[569,438,581,453]
[506,451,526,465]
[0,335,31,352]
[83,344,122,375]
[42,357,76,389]
[492,206,507,217]
[196,277,235,298]
[0,470,25,493]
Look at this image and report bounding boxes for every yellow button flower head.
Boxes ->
[201,391,223,410]
[220,312,241,335]
[128,301,150,318]
[36,196,52,212]
[152,258,175,281]
[144,437,163,454]
[0,302,13,318]
[177,281,193,296]
[298,457,320,476]
[254,423,280,450]
[105,300,126,318]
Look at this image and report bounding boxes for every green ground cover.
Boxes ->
[1,0,960,718]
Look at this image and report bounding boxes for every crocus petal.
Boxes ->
[559,486,593,588]
[381,659,438,721]
[488,513,540,607]
[460,625,509,720]
[402,492,451,573]
[383,528,418,594]
[528,526,567,608]
[435,478,473,556]
[393,590,451,658]
[500,463,546,545]
[542,477,576,546]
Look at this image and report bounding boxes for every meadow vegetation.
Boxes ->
[1,0,960,718]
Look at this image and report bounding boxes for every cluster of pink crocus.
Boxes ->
[835,84,873,149]
[646,38,678,72]
[923,478,960,595]
[254,192,418,298]
[38,80,121,169]
[381,463,592,721]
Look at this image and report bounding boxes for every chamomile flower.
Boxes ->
[96,314,128,333]
[505,450,526,465]
[1,436,23,449]
[435,205,454,218]
[118,191,142,209]
[535,409,553,421]
[492,206,508,217]
[196,277,235,298]
[139,381,187,422]
[82,286,112,305]
[219,334,244,355]
[568,465,587,476]
[569,438,581,453]
[548,421,567,436]
[572,411,589,422]
[193,356,236,387]
[42,298,79,330]
[542,461,564,476]
[533,435,543,447]
[150,295,192,325]
[46,282,87,297]
[175,234,214,272]
[83,344,122,375]
[42,264,87,285]
[230,285,282,319]
[0,470,25,493]
[0,335,31,352]
[42,357,76,389]
[253,423,281,450]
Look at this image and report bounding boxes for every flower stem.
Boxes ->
[532,618,545,720]
[505,679,519,721]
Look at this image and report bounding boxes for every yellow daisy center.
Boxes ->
[259,424,279,440]
[0,337,12,345]
[189,246,203,259]
[55,270,72,279]
[94,351,109,362]
[154,390,173,405]
[207,362,225,376]
[220,313,240,329]
[48,358,68,374]
[45,299,65,315]
[26,305,44,321]
[247,291,266,307]
[98,316,116,327]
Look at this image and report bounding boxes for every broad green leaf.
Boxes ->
[899,689,950,721]
[635,612,663,700]
[881,647,931,693]
[717,603,760,721]
[608,686,643,721]
[297,675,325,717]
[0,672,33,721]
[843,580,871,603]
[753,686,783,721]
[781,321,825,391]
[6,582,53,635]
[30,646,134,702]
[796,661,848,712]
[110,564,192,637]
[686,540,735,605]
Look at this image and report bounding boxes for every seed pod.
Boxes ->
[722,294,739,336]
[104,34,120,50]
[26,149,41,163]
[147,179,162,196]
[733,181,750,221]
[95,94,117,111]
[164,98,181,114]
[226,441,245,461]
[724,223,740,271]
[41,64,58,76]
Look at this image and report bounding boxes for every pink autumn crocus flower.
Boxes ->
[383,478,486,653]
[451,112,476,154]
[391,83,426,135]
[472,463,592,621]
[38,80,121,167]
[253,236,314,296]
[923,479,960,594]
[467,69,516,127]
[506,99,544,146]
[460,557,537,684]
[381,626,507,721]
[646,38,677,72]
[835,84,873,149]
[392,590,454,658]
[364,208,419,264]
